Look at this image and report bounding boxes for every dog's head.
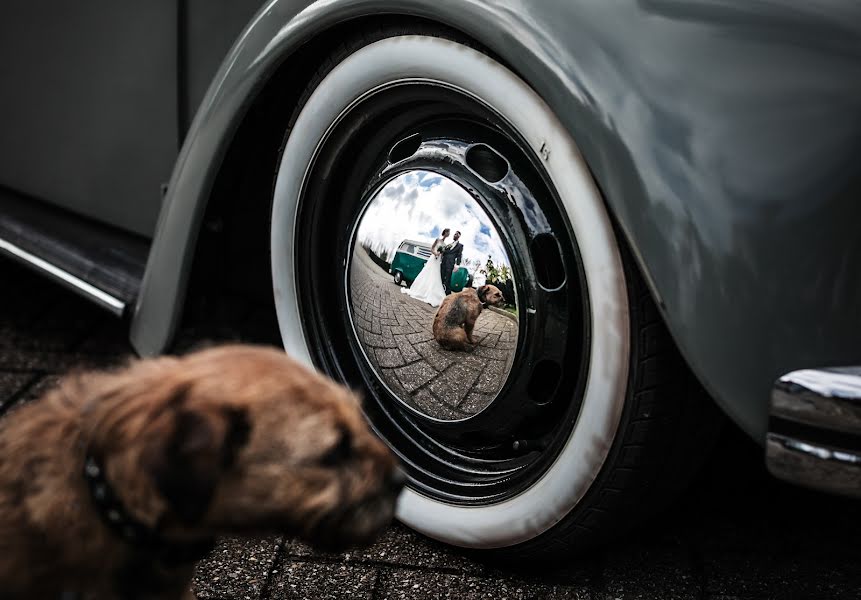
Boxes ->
[477,284,506,307]
[84,345,403,552]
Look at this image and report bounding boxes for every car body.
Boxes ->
[389,240,469,292]
[1,0,859,554]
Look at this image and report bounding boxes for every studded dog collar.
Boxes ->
[83,453,214,565]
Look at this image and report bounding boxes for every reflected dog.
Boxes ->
[0,345,404,599]
[433,285,506,352]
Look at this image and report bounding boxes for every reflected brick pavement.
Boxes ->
[1,257,859,600]
[349,247,516,419]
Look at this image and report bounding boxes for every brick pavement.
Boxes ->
[1,257,860,599]
[350,247,516,419]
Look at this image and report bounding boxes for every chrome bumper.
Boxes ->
[767,368,861,498]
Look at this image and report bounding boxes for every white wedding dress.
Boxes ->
[402,238,447,307]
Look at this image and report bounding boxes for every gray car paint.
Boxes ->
[0,2,179,236]
[0,2,269,237]
[183,0,270,137]
[124,0,861,442]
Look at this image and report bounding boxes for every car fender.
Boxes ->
[131,0,861,441]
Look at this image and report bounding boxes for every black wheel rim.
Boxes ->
[292,82,592,505]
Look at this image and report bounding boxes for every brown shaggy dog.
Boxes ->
[433,285,506,352]
[0,345,403,599]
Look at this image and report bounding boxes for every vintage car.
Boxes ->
[389,239,470,291]
[0,1,858,558]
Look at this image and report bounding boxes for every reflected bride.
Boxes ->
[402,228,449,306]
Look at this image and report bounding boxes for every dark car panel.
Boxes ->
[556,1,861,441]
[0,1,269,238]
[183,0,269,135]
[0,2,179,237]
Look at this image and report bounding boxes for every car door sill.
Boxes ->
[0,186,150,317]
[0,236,126,315]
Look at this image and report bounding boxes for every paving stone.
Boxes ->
[20,302,105,351]
[406,331,435,345]
[703,555,860,600]
[473,345,510,361]
[193,536,281,600]
[284,524,483,574]
[414,320,433,334]
[415,342,455,372]
[380,325,398,347]
[379,368,413,399]
[427,361,481,406]
[460,392,495,414]
[0,371,37,404]
[369,317,382,334]
[474,361,507,394]
[477,332,500,348]
[414,303,434,317]
[0,297,51,327]
[688,464,861,600]
[411,388,463,419]
[355,316,373,334]
[376,569,594,600]
[427,370,477,407]
[264,561,377,600]
[394,361,438,393]
[0,268,55,327]
[603,539,699,600]
[395,312,415,328]
[351,525,483,573]
[0,321,83,353]
[394,335,421,362]
[361,331,387,348]
[376,348,406,368]
[469,332,491,348]
[75,321,136,355]
[0,348,128,372]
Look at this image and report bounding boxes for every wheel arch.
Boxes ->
[129,0,611,354]
[130,1,753,437]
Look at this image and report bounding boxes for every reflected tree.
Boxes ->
[486,256,516,310]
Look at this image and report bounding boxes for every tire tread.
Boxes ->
[496,253,723,561]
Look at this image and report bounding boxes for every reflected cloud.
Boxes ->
[357,170,511,272]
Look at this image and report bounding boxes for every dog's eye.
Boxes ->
[321,431,353,467]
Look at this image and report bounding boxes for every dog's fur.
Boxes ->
[0,345,402,599]
[432,285,506,352]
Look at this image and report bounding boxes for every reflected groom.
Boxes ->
[440,231,463,295]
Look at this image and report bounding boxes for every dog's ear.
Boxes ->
[148,405,250,524]
[477,285,489,302]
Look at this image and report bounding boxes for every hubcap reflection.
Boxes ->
[348,170,518,421]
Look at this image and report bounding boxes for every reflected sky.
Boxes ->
[357,170,511,272]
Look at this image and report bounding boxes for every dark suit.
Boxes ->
[440,241,463,294]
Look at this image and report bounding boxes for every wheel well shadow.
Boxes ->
[178,16,481,347]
